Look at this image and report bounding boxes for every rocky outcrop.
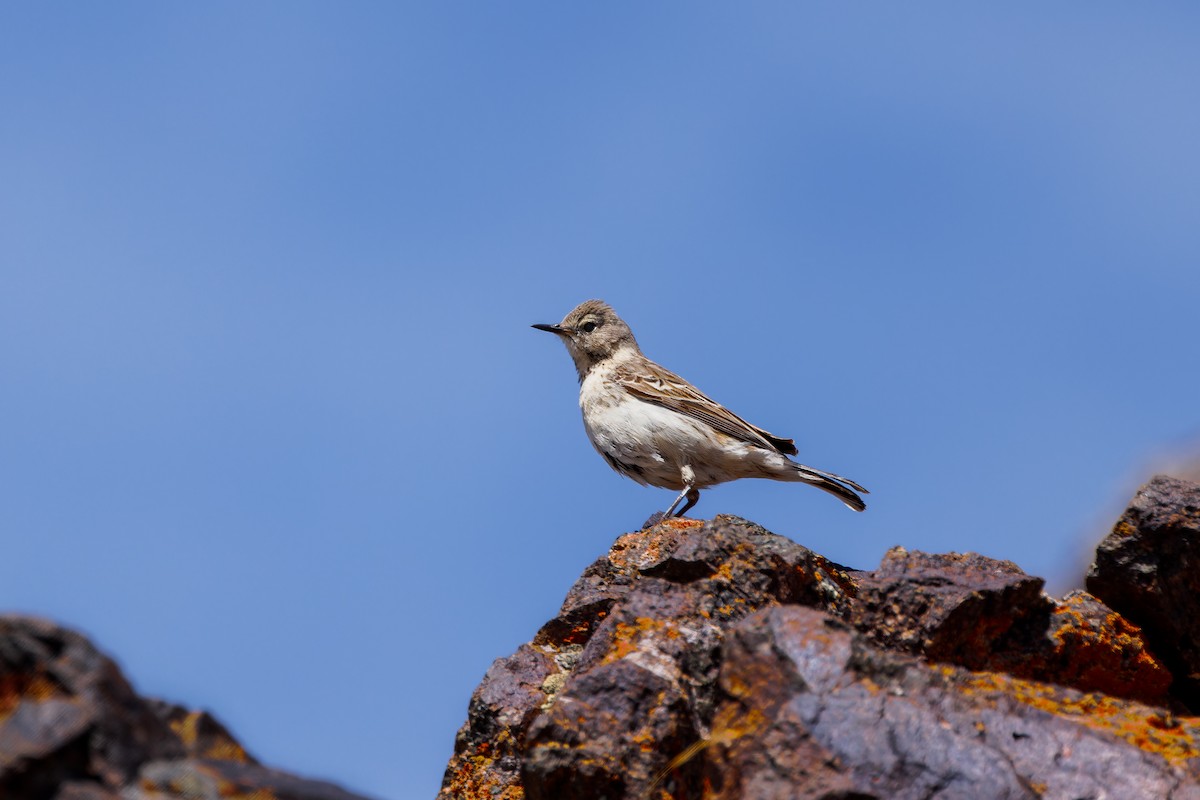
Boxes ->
[705,606,1198,800]
[854,548,1172,706]
[441,475,1200,800]
[0,616,372,800]
[1088,474,1200,708]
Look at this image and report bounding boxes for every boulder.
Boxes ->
[442,492,1198,800]
[1088,474,1200,709]
[0,616,373,800]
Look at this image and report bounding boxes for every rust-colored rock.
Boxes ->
[851,547,1172,706]
[1041,589,1172,705]
[125,758,371,800]
[704,605,1200,800]
[1088,474,1200,709]
[145,700,256,764]
[851,547,1050,660]
[0,616,373,800]
[441,480,1200,800]
[0,615,184,798]
[439,645,559,800]
[440,516,856,800]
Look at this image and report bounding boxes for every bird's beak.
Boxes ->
[532,323,569,336]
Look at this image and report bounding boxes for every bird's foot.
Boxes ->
[641,511,668,530]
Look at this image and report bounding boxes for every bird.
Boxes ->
[532,299,867,524]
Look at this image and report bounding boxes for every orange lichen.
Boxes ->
[559,610,608,646]
[439,736,527,800]
[603,617,678,664]
[631,730,658,752]
[1109,520,1137,539]
[608,527,692,570]
[1044,598,1172,702]
[709,561,735,583]
[955,669,1200,764]
[710,707,767,745]
[0,672,60,724]
[168,711,252,763]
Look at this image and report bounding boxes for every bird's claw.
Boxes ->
[641,511,668,530]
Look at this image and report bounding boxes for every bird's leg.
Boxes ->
[676,487,701,517]
[658,465,700,521]
[655,486,700,524]
[661,485,693,520]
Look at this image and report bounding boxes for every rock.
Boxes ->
[0,615,183,798]
[1088,474,1200,709]
[0,616,373,800]
[126,759,371,800]
[144,701,257,764]
[851,547,1049,659]
[852,548,1172,706]
[439,645,558,800]
[440,516,857,800]
[52,785,121,800]
[1039,589,1173,706]
[442,497,1200,800]
[703,605,1200,800]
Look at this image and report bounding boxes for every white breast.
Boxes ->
[577,362,734,490]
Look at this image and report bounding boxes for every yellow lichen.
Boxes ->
[168,710,252,763]
[957,670,1200,764]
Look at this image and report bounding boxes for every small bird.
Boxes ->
[532,299,867,523]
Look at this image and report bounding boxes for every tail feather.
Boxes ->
[793,464,868,512]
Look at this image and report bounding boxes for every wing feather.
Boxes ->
[614,359,799,456]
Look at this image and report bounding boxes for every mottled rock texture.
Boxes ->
[0,616,372,800]
[706,605,1200,800]
[1088,474,1200,708]
[442,476,1200,800]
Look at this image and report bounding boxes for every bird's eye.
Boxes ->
[580,321,597,333]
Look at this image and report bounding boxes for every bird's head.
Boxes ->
[533,299,640,379]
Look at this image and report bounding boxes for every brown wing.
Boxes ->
[614,358,799,456]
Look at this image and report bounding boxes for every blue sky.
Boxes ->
[2,5,1198,799]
